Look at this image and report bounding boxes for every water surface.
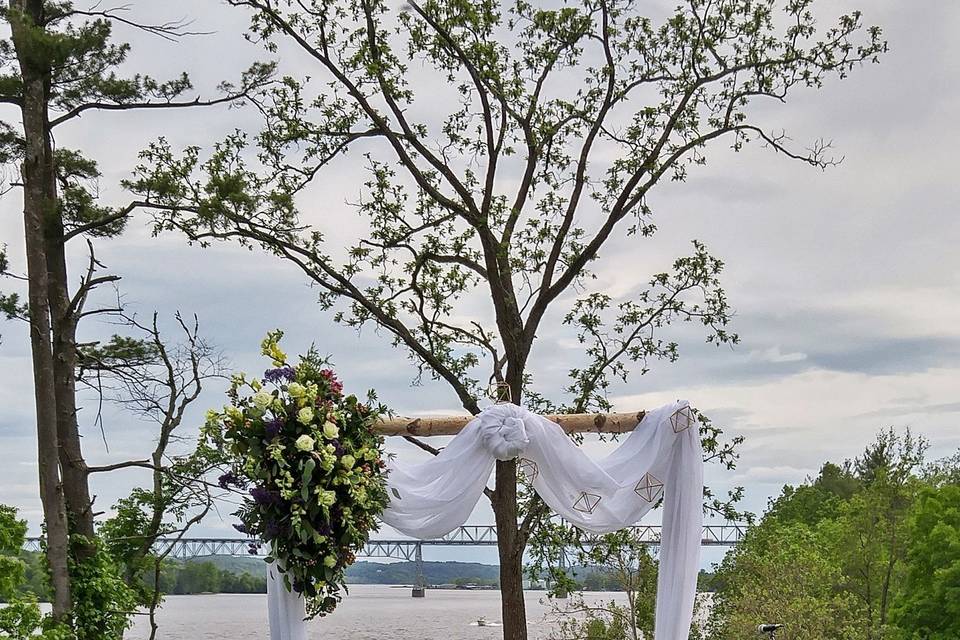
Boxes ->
[126,585,632,639]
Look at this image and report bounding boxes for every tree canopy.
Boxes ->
[708,429,960,640]
[120,2,886,637]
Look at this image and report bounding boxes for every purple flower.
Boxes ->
[329,505,342,528]
[264,520,283,540]
[250,486,282,506]
[218,472,246,490]
[264,416,284,438]
[232,523,249,534]
[247,542,261,555]
[264,366,297,383]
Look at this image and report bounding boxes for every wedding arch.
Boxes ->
[267,400,703,640]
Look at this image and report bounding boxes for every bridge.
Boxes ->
[24,524,746,597]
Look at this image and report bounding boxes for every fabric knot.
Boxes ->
[478,403,530,460]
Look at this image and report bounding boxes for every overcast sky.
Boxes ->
[1,1,958,567]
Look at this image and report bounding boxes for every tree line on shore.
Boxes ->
[2,548,267,600]
[3,549,676,599]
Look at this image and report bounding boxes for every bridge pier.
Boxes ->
[412,542,425,597]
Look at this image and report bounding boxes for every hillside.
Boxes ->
[346,560,500,585]
[196,556,499,586]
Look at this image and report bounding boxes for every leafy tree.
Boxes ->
[922,450,960,486]
[709,522,862,640]
[764,461,860,528]
[890,484,960,639]
[0,0,271,634]
[15,551,51,601]
[0,505,69,639]
[549,529,713,640]
[0,245,28,343]
[828,430,926,639]
[92,312,228,640]
[549,532,658,640]
[123,1,885,638]
[855,428,926,488]
[218,567,267,593]
[0,505,28,603]
[708,429,931,640]
[175,561,222,595]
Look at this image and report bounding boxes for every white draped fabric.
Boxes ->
[267,564,307,640]
[268,400,703,640]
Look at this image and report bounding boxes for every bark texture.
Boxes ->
[493,459,527,640]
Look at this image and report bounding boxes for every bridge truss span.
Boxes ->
[23,523,746,597]
[23,523,745,560]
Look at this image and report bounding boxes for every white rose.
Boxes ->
[297,407,315,425]
[252,391,272,410]
[340,454,356,469]
[287,382,305,398]
[322,421,340,440]
[295,434,315,452]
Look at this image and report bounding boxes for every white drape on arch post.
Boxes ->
[269,400,703,640]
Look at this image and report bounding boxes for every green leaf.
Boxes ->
[301,457,316,483]
[301,458,316,501]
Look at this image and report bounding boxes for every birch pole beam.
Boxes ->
[374,410,647,437]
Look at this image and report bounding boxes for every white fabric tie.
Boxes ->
[479,404,531,460]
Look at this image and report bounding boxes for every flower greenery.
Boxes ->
[204,331,389,617]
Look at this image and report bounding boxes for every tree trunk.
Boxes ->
[493,458,528,640]
[9,0,73,619]
[488,348,531,640]
[21,159,73,621]
[47,201,97,549]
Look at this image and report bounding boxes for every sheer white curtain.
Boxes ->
[269,400,703,640]
[267,563,307,640]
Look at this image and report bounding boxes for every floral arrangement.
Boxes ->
[205,330,389,617]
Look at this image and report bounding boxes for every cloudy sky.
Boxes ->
[1,1,958,567]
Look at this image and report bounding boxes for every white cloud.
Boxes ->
[748,346,808,364]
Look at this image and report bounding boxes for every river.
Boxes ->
[125,585,634,639]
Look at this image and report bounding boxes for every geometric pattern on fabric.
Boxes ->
[634,472,664,503]
[572,491,602,514]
